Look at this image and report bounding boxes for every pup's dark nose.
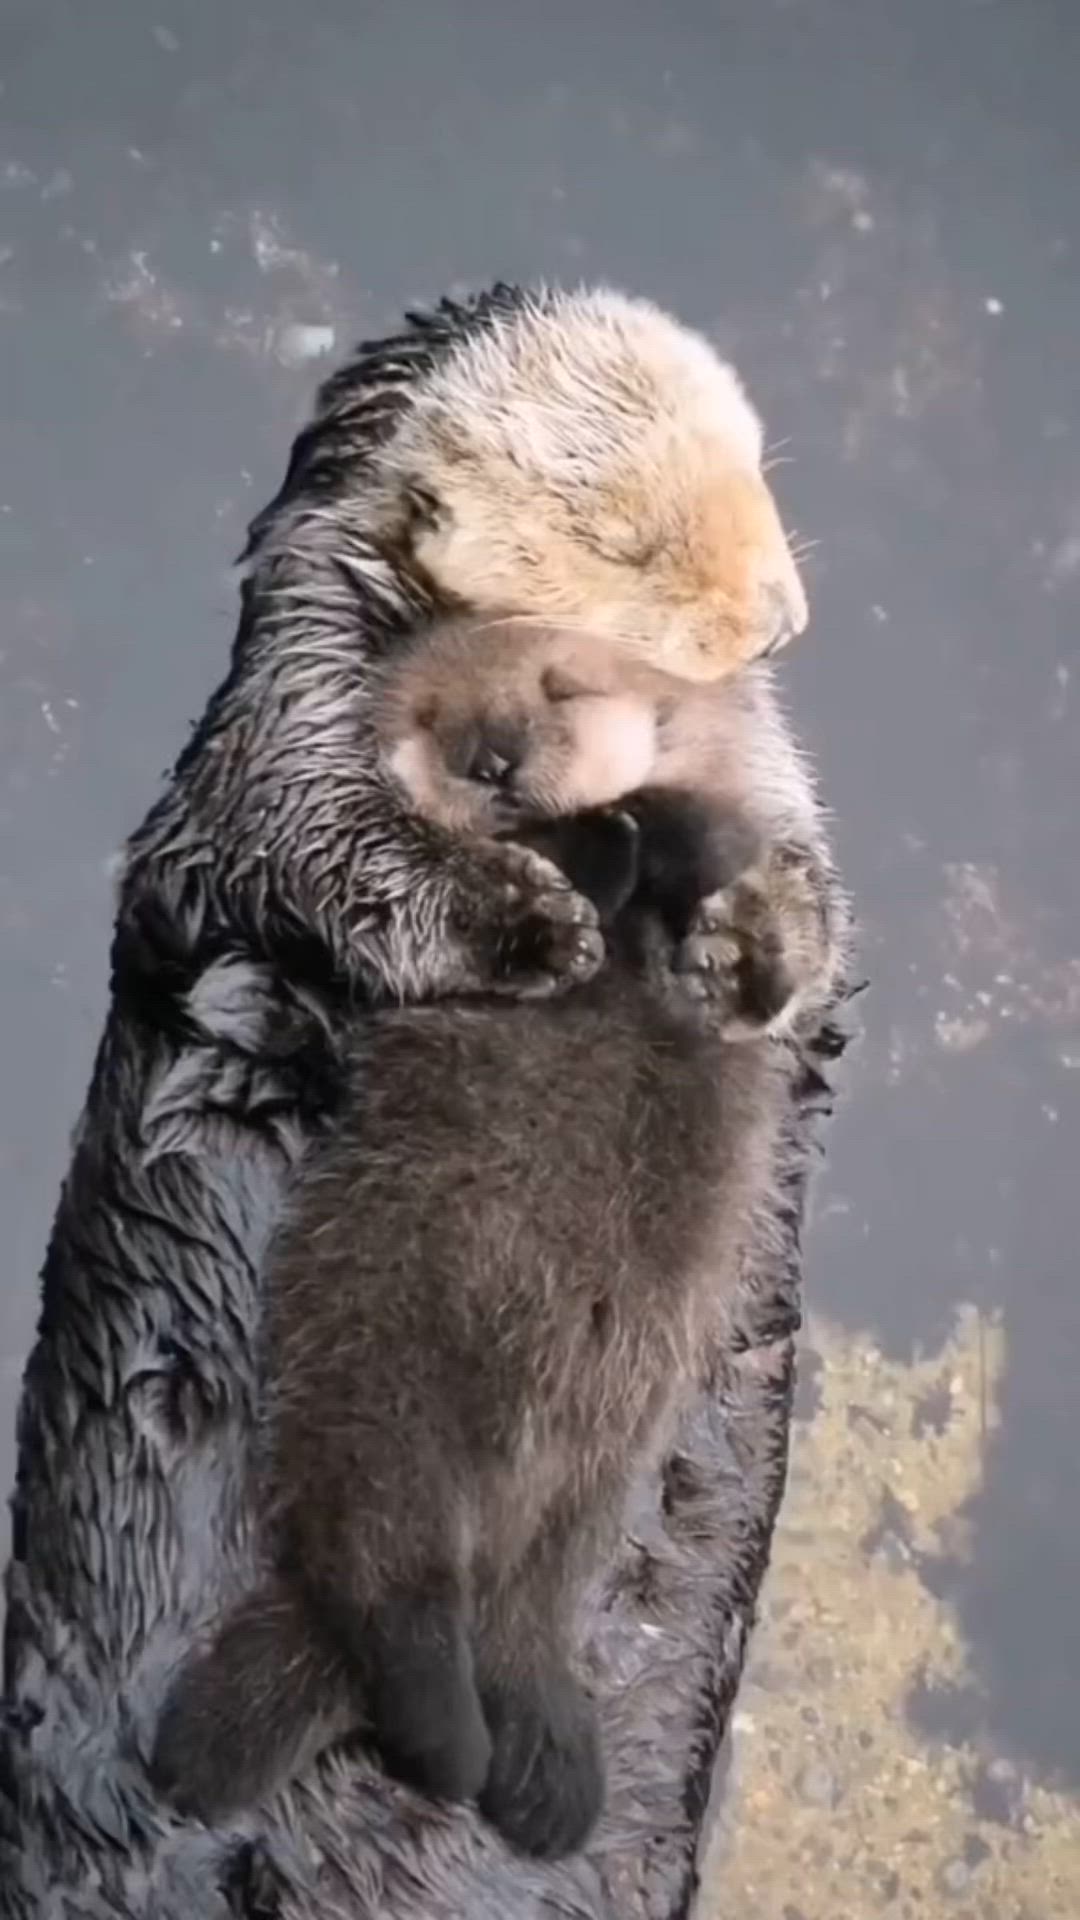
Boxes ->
[470,745,516,786]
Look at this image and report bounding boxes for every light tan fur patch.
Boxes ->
[373,288,807,683]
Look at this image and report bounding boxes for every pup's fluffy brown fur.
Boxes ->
[149,619,791,1857]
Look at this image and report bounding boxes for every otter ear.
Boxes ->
[413,694,440,731]
[404,479,446,535]
[541,663,603,703]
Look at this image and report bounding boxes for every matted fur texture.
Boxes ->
[0,284,851,1920]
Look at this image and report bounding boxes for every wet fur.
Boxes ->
[150,628,780,1850]
[2,286,852,1920]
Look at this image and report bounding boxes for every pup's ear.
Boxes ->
[541,663,603,703]
[413,695,440,731]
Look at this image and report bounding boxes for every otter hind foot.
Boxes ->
[478,1669,604,1860]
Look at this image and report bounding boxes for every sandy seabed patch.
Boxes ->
[701,1307,1080,1919]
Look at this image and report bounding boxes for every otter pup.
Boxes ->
[149,617,790,1858]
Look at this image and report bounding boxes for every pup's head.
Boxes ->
[376,288,806,683]
[374,618,662,836]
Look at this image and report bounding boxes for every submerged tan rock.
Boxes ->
[703,1305,1080,1916]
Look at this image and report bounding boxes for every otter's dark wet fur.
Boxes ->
[149,622,781,1855]
[1,287,852,1920]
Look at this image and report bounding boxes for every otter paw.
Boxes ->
[366,1587,493,1804]
[478,1673,604,1860]
[371,1667,492,1805]
[674,847,829,1037]
[457,842,604,999]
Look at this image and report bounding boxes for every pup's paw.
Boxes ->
[479,1670,603,1860]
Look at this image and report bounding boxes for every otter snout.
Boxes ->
[744,475,808,656]
[759,560,809,655]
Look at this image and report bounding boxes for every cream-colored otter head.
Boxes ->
[375,288,806,683]
[375,617,662,837]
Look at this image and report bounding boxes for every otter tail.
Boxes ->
[149,1578,353,1821]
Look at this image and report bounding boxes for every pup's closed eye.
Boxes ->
[542,665,603,704]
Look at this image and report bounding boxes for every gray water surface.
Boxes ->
[2,3,1078,1911]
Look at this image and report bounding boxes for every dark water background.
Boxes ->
[2,0,1078,1841]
